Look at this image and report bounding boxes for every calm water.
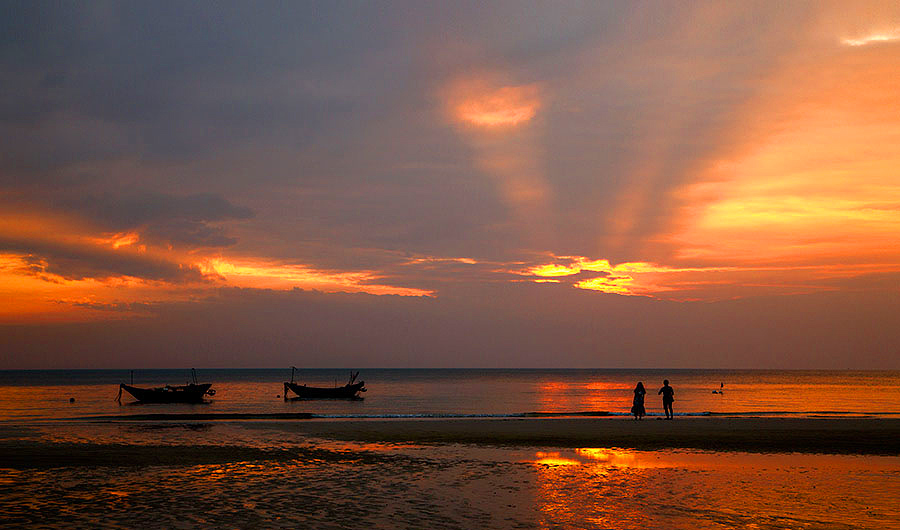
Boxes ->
[1,368,899,422]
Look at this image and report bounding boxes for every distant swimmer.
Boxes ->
[658,379,675,419]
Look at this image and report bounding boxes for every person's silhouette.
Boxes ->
[658,379,675,419]
[631,382,646,420]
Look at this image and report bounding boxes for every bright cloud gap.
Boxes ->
[841,29,900,46]
[198,258,433,297]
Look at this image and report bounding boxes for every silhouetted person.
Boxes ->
[631,382,646,420]
[658,379,674,419]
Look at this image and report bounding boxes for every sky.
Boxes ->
[2,1,899,369]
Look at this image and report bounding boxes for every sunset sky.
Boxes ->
[2,1,899,368]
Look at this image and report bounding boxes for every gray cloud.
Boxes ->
[0,236,205,283]
[57,192,252,226]
[53,192,254,249]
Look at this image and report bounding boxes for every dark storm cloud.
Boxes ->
[0,236,204,282]
[54,192,254,248]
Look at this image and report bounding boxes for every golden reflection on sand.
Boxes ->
[533,451,580,467]
[529,447,670,469]
[575,447,652,468]
[525,447,900,529]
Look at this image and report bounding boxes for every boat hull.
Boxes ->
[284,381,365,400]
[119,383,213,403]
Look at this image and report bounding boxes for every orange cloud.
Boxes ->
[0,204,436,322]
[449,82,540,128]
[842,28,900,46]
[0,252,199,322]
[444,75,551,244]
[520,253,900,300]
[198,257,433,297]
[91,232,142,250]
[669,35,900,276]
[524,257,675,297]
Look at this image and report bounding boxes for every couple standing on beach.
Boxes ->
[630,380,675,420]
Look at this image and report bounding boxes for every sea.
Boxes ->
[1,368,898,422]
[2,369,899,529]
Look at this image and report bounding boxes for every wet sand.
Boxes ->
[2,419,899,528]
[0,417,897,471]
[0,441,299,469]
[248,416,900,455]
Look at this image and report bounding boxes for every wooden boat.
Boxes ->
[117,369,216,404]
[283,367,366,400]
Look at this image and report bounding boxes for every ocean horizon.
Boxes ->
[3,368,899,423]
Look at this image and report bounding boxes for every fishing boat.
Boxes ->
[283,367,366,400]
[117,369,216,404]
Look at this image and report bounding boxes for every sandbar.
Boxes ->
[1,417,897,470]
[247,416,900,455]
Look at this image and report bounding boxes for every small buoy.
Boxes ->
[69,397,75,403]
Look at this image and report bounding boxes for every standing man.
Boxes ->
[658,379,675,419]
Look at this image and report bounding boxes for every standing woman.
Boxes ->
[631,382,646,420]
